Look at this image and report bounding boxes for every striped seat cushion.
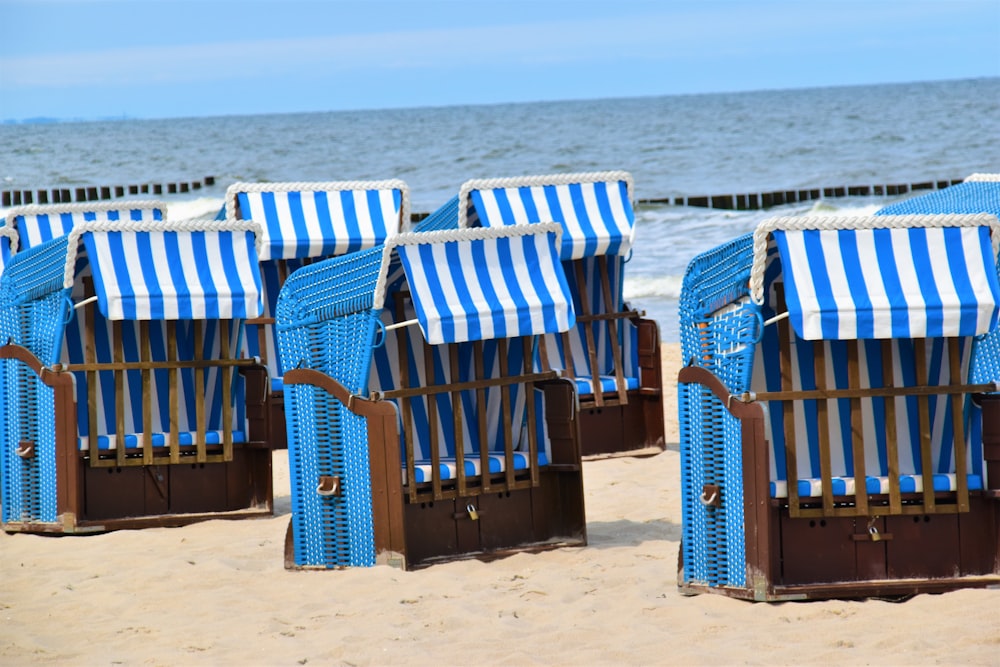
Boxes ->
[78,430,247,450]
[572,375,640,396]
[404,452,550,484]
[771,473,984,498]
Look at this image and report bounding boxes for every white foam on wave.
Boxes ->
[624,274,683,301]
[168,196,226,221]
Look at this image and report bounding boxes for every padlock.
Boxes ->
[467,503,480,521]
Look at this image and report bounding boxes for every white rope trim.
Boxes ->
[457,171,634,229]
[3,200,169,256]
[0,223,20,255]
[225,180,410,234]
[372,221,564,311]
[63,217,264,289]
[964,173,1000,182]
[749,213,1000,305]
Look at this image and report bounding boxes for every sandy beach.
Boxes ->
[2,342,998,666]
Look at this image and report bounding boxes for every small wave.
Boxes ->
[623,274,683,300]
[168,196,226,220]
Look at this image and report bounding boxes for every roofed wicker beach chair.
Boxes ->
[2,200,167,251]
[276,222,587,569]
[0,215,272,532]
[677,212,1000,600]
[225,181,409,450]
[418,171,664,458]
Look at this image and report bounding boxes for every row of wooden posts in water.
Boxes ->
[2,175,964,212]
[0,176,216,208]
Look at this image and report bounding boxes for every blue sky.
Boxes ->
[1,0,998,120]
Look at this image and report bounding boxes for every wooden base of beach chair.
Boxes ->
[282,378,587,570]
[677,367,1000,601]
[577,318,665,458]
[0,349,274,534]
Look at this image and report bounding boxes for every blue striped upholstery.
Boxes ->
[750,215,999,497]
[462,172,635,260]
[78,224,263,320]
[4,201,167,251]
[0,224,17,278]
[393,225,574,344]
[227,181,408,390]
[277,224,573,566]
[771,225,1000,340]
[454,172,639,400]
[0,218,264,525]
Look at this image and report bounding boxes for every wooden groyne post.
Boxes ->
[1,176,216,208]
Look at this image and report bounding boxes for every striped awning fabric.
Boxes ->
[389,223,575,345]
[761,216,1000,340]
[460,172,635,260]
[0,225,16,277]
[70,219,263,321]
[4,201,166,252]
[229,181,407,261]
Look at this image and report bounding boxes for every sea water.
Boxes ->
[3,77,999,340]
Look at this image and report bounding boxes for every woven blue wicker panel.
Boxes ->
[678,234,757,589]
[277,247,385,567]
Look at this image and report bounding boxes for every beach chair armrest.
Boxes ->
[283,368,397,419]
[678,364,764,422]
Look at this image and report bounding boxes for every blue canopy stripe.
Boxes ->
[459,171,635,260]
[752,215,1000,341]
[67,219,264,321]
[4,201,167,252]
[228,181,408,261]
[0,225,17,278]
[390,223,575,345]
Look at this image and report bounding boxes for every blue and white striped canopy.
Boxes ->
[762,216,1000,340]
[876,175,1000,217]
[461,172,635,260]
[5,201,166,252]
[0,225,16,278]
[73,221,263,321]
[230,181,407,261]
[389,223,575,345]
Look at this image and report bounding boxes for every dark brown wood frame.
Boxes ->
[677,364,1000,601]
[0,338,273,534]
[282,359,588,570]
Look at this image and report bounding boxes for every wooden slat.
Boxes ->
[194,322,207,464]
[524,336,539,487]
[847,341,868,516]
[475,340,491,495]
[813,340,835,515]
[948,338,970,512]
[394,299,418,503]
[381,371,556,399]
[65,358,256,372]
[498,338,515,489]
[778,306,801,518]
[168,321,180,465]
[220,319,233,463]
[450,344,467,498]
[113,320,126,468]
[423,337,442,501]
[84,292,101,466]
[881,340,902,514]
[141,321,153,466]
[574,260,603,406]
[598,256,629,405]
[914,339,935,512]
